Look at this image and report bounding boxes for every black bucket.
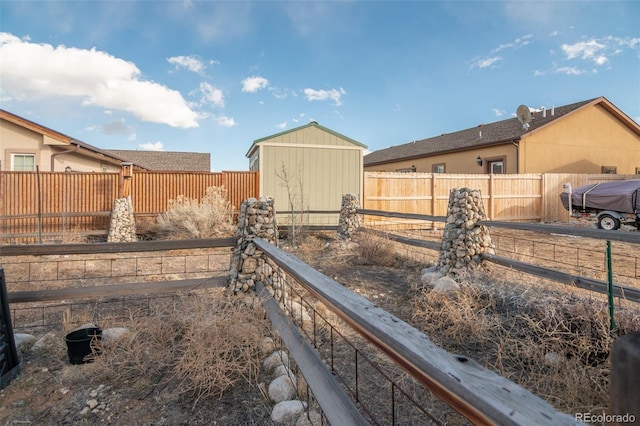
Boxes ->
[65,327,102,365]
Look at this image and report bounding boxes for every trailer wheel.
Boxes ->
[598,214,621,231]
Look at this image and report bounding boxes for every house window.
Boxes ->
[11,153,36,171]
[635,167,639,175]
[489,160,504,174]
[602,166,617,174]
[432,163,445,173]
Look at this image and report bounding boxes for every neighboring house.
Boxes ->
[1,109,210,173]
[0,109,145,172]
[246,121,367,225]
[106,150,210,172]
[364,97,640,175]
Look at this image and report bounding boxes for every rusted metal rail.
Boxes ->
[253,237,580,425]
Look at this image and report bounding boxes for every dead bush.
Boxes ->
[351,233,397,267]
[149,186,235,239]
[93,292,270,403]
[412,278,640,415]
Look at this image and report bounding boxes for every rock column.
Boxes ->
[228,197,279,294]
[337,194,362,240]
[107,196,137,242]
[436,188,495,279]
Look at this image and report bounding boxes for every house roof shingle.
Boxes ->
[363,98,598,166]
[106,150,210,172]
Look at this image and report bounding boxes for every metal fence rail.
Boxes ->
[358,209,640,303]
[253,237,579,425]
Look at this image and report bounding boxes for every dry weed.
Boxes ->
[149,186,235,239]
[351,233,398,267]
[411,277,640,415]
[92,293,269,404]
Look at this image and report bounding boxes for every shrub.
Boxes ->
[93,292,270,403]
[150,186,235,239]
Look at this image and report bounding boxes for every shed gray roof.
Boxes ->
[364,98,597,166]
[106,150,210,171]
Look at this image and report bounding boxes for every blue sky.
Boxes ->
[1,1,638,171]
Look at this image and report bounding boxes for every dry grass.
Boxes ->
[148,186,235,239]
[92,292,270,404]
[411,275,640,415]
[350,233,399,267]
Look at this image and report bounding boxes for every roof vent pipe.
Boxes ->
[551,106,555,116]
[541,106,546,118]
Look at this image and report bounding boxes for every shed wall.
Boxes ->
[261,144,363,225]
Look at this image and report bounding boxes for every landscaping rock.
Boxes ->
[271,400,307,424]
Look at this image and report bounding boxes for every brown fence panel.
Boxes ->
[130,172,224,215]
[0,170,259,243]
[0,171,119,243]
[222,171,260,212]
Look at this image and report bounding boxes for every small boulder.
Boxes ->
[263,351,289,372]
[432,276,460,294]
[268,374,297,403]
[271,400,307,424]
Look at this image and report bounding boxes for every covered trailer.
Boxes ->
[560,180,640,230]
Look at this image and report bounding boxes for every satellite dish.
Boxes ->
[517,105,532,130]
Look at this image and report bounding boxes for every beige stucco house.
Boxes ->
[364,97,640,175]
[0,109,144,172]
[246,121,367,225]
[1,110,211,172]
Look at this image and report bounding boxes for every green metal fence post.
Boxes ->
[606,241,616,333]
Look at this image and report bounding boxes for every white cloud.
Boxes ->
[471,56,503,69]
[492,108,506,117]
[491,34,533,53]
[554,66,585,75]
[199,82,224,107]
[139,141,164,151]
[303,87,346,106]
[277,122,287,129]
[561,39,607,62]
[0,32,199,128]
[215,115,236,127]
[167,55,210,74]
[606,36,640,49]
[242,76,269,93]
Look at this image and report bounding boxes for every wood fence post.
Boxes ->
[610,333,640,422]
[121,162,133,199]
[489,173,494,220]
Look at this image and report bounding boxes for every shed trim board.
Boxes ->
[254,142,365,151]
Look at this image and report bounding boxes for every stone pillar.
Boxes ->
[228,197,279,294]
[107,196,137,242]
[337,194,362,240]
[436,188,495,279]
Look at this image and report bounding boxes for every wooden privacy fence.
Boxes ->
[363,172,639,227]
[0,170,258,243]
